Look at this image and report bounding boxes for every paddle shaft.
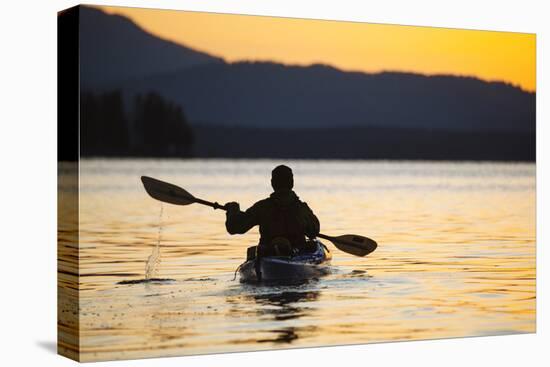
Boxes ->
[189,194,347,247]
[317,233,337,243]
[193,197,227,211]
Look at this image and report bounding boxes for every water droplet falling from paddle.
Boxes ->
[145,204,163,279]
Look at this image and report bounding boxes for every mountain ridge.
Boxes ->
[79,6,224,87]
[118,60,535,132]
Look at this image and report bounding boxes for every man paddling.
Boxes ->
[225,165,320,257]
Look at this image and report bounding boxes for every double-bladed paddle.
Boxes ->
[141,175,377,257]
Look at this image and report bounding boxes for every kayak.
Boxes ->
[238,239,332,283]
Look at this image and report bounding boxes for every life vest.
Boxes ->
[259,191,306,248]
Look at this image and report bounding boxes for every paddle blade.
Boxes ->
[328,234,378,257]
[141,176,196,206]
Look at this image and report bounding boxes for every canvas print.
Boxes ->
[57,4,536,362]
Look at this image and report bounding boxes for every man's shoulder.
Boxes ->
[248,197,272,210]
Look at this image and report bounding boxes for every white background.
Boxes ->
[0,0,547,365]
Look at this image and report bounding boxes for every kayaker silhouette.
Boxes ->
[225,165,320,257]
[141,173,377,282]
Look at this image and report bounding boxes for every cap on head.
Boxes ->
[271,165,294,191]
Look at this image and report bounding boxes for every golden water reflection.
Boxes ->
[58,159,535,361]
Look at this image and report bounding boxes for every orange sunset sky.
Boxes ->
[100,5,536,92]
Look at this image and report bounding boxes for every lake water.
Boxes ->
[58,159,536,361]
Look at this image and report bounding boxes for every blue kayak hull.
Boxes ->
[238,240,332,283]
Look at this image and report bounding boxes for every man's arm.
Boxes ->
[301,202,320,239]
[225,202,260,235]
